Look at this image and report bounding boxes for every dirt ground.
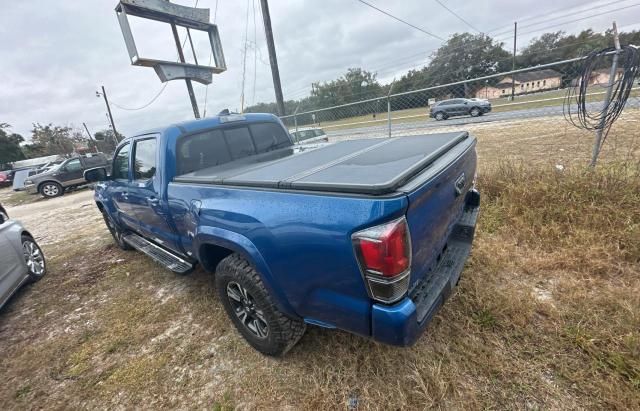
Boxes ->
[0,115,638,410]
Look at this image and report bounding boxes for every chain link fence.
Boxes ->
[281,55,640,166]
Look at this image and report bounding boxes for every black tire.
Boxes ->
[469,107,481,117]
[100,210,133,250]
[434,111,447,121]
[40,181,63,198]
[215,254,306,356]
[21,234,46,282]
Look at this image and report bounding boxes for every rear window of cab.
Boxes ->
[177,122,292,175]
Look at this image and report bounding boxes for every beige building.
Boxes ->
[581,68,624,86]
[475,69,562,99]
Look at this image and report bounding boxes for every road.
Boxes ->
[326,97,640,139]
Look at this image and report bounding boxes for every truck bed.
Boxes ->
[174,132,469,195]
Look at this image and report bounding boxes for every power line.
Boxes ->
[495,2,640,41]
[485,0,627,34]
[286,1,638,101]
[252,0,258,106]
[354,0,445,41]
[433,0,481,33]
[110,83,169,111]
[491,0,634,37]
[240,0,251,111]
[203,0,219,117]
[110,0,200,112]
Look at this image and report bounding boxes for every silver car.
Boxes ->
[0,204,46,309]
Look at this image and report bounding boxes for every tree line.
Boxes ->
[246,28,640,118]
[0,123,121,168]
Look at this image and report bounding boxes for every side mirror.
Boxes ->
[84,167,108,182]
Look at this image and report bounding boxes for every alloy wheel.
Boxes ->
[226,281,269,339]
[42,184,59,197]
[23,240,45,276]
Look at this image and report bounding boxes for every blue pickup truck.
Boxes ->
[86,113,480,356]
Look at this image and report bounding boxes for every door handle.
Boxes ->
[146,197,160,206]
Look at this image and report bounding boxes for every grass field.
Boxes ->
[0,114,639,409]
[296,87,640,133]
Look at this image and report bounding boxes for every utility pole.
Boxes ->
[590,21,621,168]
[82,122,94,141]
[83,122,99,153]
[260,0,285,116]
[170,23,201,119]
[511,22,517,100]
[99,86,120,142]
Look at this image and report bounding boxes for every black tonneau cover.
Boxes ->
[174,132,469,195]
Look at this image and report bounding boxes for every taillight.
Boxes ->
[352,217,411,303]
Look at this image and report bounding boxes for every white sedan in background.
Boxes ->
[290,127,329,145]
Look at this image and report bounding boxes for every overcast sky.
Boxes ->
[1,0,638,139]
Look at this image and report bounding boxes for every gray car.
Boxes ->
[429,98,492,121]
[0,204,47,309]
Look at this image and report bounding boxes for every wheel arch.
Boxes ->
[37,180,61,192]
[194,228,298,318]
[20,229,34,239]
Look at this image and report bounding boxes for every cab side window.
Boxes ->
[112,143,130,180]
[133,138,157,180]
[64,159,82,172]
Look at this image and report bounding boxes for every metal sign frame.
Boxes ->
[115,0,226,85]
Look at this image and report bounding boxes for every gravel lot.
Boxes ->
[0,114,638,409]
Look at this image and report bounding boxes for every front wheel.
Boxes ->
[100,210,132,250]
[22,235,46,282]
[40,182,63,198]
[215,254,306,356]
[470,107,481,117]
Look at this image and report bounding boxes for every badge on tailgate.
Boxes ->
[454,173,466,196]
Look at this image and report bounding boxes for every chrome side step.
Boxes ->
[122,233,193,274]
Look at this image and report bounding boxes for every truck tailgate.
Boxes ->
[174,132,469,195]
[397,135,478,292]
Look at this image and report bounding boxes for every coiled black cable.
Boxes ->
[564,45,640,145]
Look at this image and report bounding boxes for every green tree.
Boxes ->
[0,123,26,166]
[423,33,511,97]
[518,31,567,67]
[310,68,383,108]
[29,123,75,155]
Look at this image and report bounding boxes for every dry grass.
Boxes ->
[0,115,639,409]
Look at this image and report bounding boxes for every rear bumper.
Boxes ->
[24,184,38,194]
[370,189,480,346]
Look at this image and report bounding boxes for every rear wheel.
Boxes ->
[216,254,306,356]
[434,111,446,121]
[470,107,481,117]
[40,182,63,198]
[22,235,46,282]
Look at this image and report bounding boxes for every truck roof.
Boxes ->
[130,113,282,139]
